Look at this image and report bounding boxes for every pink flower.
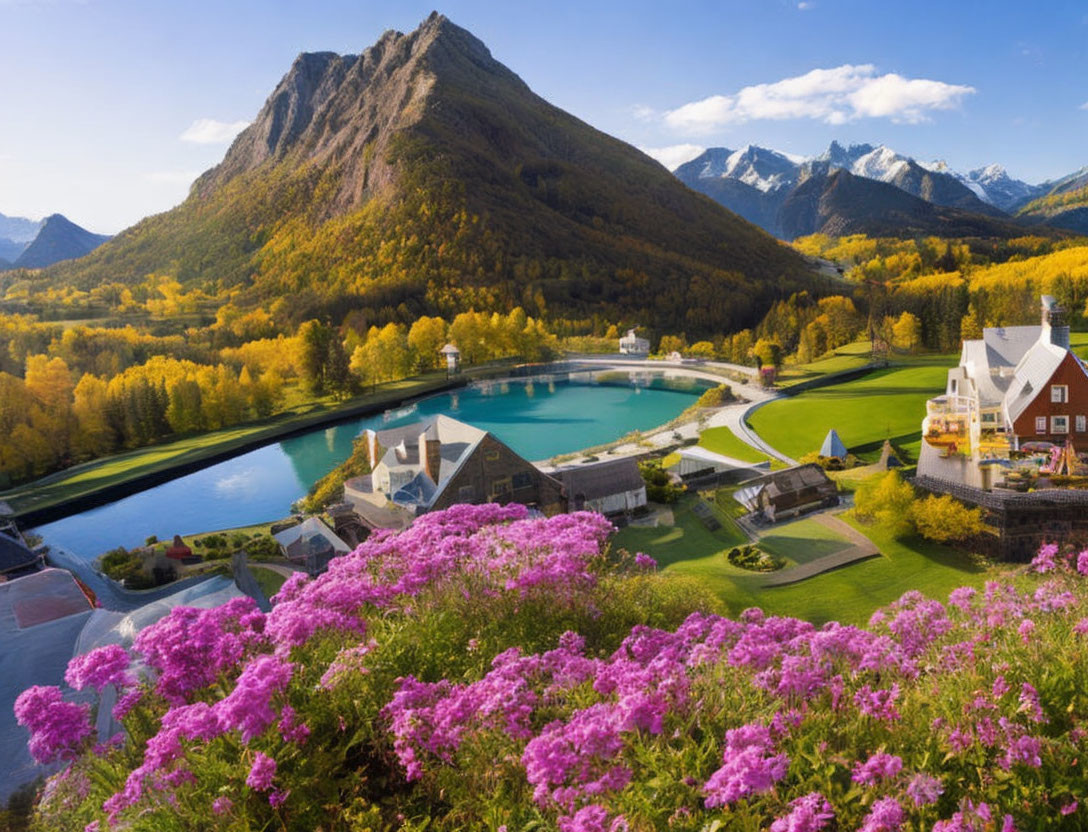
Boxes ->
[906,773,943,806]
[14,685,92,764]
[65,645,133,692]
[246,753,276,791]
[852,752,903,786]
[211,796,233,814]
[770,792,834,831]
[1018,619,1035,644]
[859,797,904,832]
[633,552,656,570]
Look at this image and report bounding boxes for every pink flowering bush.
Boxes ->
[19,511,1088,832]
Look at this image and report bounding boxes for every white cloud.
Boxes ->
[638,144,706,171]
[179,118,250,144]
[631,104,657,122]
[664,65,975,132]
[1080,101,1088,111]
[144,170,201,185]
[797,2,814,9]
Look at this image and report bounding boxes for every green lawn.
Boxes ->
[698,426,775,465]
[776,341,876,384]
[757,517,852,566]
[614,498,998,626]
[748,360,955,463]
[251,566,288,600]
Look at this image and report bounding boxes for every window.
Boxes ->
[981,412,996,424]
[458,485,475,502]
[1052,415,1069,434]
[484,449,500,462]
[512,471,533,490]
[1036,416,1047,434]
[1077,415,1086,433]
[950,379,958,394]
[1052,385,1069,403]
[490,478,512,499]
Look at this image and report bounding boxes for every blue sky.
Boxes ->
[1,0,1086,232]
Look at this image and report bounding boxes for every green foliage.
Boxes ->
[911,493,986,543]
[726,544,783,572]
[299,438,372,514]
[638,460,684,504]
[854,470,917,536]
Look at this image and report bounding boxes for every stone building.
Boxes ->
[344,414,565,527]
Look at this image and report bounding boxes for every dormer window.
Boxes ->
[950,379,958,395]
[1052,385,1069,403]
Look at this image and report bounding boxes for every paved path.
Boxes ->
[760,513,880,587]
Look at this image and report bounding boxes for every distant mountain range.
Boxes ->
[38,13,819,335]
[674,141,1087,239]
[0,212,110,270]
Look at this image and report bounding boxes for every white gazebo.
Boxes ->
[439,343,461,375]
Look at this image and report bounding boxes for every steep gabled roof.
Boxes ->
[0,530,39,574]
[1004,341,1083,425]
[981,325,1042,368]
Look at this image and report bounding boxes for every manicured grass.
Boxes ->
[757,517,852,566]
[615,498,999,625]
[777,341,875,384]
[698,426,774,465]
[748,360,955,463]
[251,566,288,600]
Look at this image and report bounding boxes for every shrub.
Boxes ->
[727,544,784,572]
[912,494,985,543]
[639,461,684,504]
[854,470,916,536]
[26,522,1088,832]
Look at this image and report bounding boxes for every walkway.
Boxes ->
[760,513,880,587]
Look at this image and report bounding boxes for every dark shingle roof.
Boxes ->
[0,531,38,574]
[556,458,644,501]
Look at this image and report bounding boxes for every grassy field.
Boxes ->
[748,359,955,463]
[776,341,875,384]
[613,496,998,626]
[0,372,457,519]
[251,566,288,599]
[697,426,775,465]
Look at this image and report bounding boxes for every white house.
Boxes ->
[619,328,650,355]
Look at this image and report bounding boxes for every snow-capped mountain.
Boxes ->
[916,161,1043,212]
[811,141,911,183]
[685,145,802,192]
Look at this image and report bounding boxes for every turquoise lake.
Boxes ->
[33,372,710,560]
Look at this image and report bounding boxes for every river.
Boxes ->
[33,371,710,560]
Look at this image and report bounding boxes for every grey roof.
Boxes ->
[555,458,644,501]
[0,530,38,574]
[980,326,1042,368]
[744,464,833,496]
[1004,340,1075,425]
[819,429,847,459]
[273,517,351,554]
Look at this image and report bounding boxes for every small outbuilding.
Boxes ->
[439,343,461,374]
[274,517,351,559]
[619,329,650,355]
[164,534,195,562]
[553,458,647,515]
[734,464,838,523]
[819,429,848,460]
[675,446,768,477]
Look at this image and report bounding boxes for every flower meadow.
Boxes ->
[16,509,1088,831]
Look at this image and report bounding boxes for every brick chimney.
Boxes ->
[419,429,442,483]
[1041,295,1070,349]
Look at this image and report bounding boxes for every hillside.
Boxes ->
[11,214,110,269]
[1017,167,1088,233]
[17,502,1088,831]
[36,13,817,335]
[779,169,1039,240]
